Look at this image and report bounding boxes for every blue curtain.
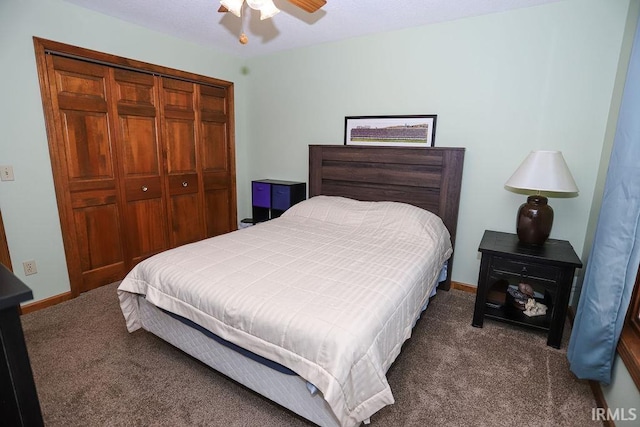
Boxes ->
[567,11,640,384]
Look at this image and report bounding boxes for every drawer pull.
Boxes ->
[491,268,555,283]
[182,181,188,187]
[141,186,148,192]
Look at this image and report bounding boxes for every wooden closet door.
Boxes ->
[35,38,238,296]
[160,78,205,247]
[112,69,169,266]
[46,55,125,293]
[0,211,12,271]
[199,85,236,237]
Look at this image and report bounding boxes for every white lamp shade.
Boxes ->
[220,0,243,17]
[505,150,579,193]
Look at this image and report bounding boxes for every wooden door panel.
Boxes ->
[200,85,228,174]
[160,77,205,244]
[73,204,123,272]
[81,263,126,293]
[199,84,234,236]
[169,193,204,246]
[162,78,194,111]
[201,122,228,172]
[71,186,126,292]
[119,115,160,176]
[48,55,126,293]
[114,70,160,177]
[0,211,12,271]
[162,78,196,175]
[52,56,107,97]
[164,119,196,174]
[203,174,233,235]
[204,188,232,238]
[62,111,113,180]
[57,95,107,112]
[127,198,168,263]
[200,85,227,112]
[113,70,169,265]
[114,68,155,105]
[167,173,203,245]
[70,188,117,209]
[124,176,163,201]
[168,173,199,195]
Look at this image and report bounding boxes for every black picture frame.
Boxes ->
[344,115,437,147]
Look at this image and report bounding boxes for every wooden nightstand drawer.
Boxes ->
[491,257,559,284]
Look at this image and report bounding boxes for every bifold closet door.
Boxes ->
[160,78,206,247]
[36,38,237,296]
[45,55,126,292]
[199,84,235,237]
[112,69,169,266]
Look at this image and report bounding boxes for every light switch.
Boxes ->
[0,165,14,181]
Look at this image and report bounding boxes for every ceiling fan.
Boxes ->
[219,0,326,44]
[218,0,327,17]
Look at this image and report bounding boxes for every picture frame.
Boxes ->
[344,115,437,147]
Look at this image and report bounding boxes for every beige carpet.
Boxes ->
[21,283,600,426]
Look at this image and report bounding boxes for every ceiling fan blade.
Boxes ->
[287,0,327,13]
[218,5,228,12]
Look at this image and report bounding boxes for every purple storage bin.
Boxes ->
[252,182,271,208]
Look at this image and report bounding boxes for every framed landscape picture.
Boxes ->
[344,115,437,147]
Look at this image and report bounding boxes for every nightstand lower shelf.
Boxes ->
[484,305,550,332]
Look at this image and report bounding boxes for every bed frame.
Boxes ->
[133,145,465,427]
[309,145,465,290]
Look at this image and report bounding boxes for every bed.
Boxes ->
[118,145,465,427]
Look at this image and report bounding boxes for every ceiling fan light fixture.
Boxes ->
[258,0,280,20]
[245,0,264,9]
[220,0,243,17]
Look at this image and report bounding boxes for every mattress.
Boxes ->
[119,196,452,427]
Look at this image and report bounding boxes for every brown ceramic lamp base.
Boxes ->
[516,195,553,245]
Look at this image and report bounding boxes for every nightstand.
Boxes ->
[252,179,306,222]
[472,230,582,348]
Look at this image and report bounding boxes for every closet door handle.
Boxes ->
[141,186,148,192]
[182,181,188,187]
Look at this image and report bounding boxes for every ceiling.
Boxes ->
[62,0,561,58]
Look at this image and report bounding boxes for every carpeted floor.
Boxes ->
[21,283,600,426]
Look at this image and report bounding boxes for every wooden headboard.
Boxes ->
[309,145,465,290]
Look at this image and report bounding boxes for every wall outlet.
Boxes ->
[23,260,37,276]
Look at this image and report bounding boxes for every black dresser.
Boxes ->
[0,264,43,426]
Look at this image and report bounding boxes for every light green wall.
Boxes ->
[244,0,630,288]
[0,0,246,300]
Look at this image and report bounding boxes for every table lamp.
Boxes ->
[504,150,578,245]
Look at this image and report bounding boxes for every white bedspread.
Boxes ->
[118,196,452,427]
